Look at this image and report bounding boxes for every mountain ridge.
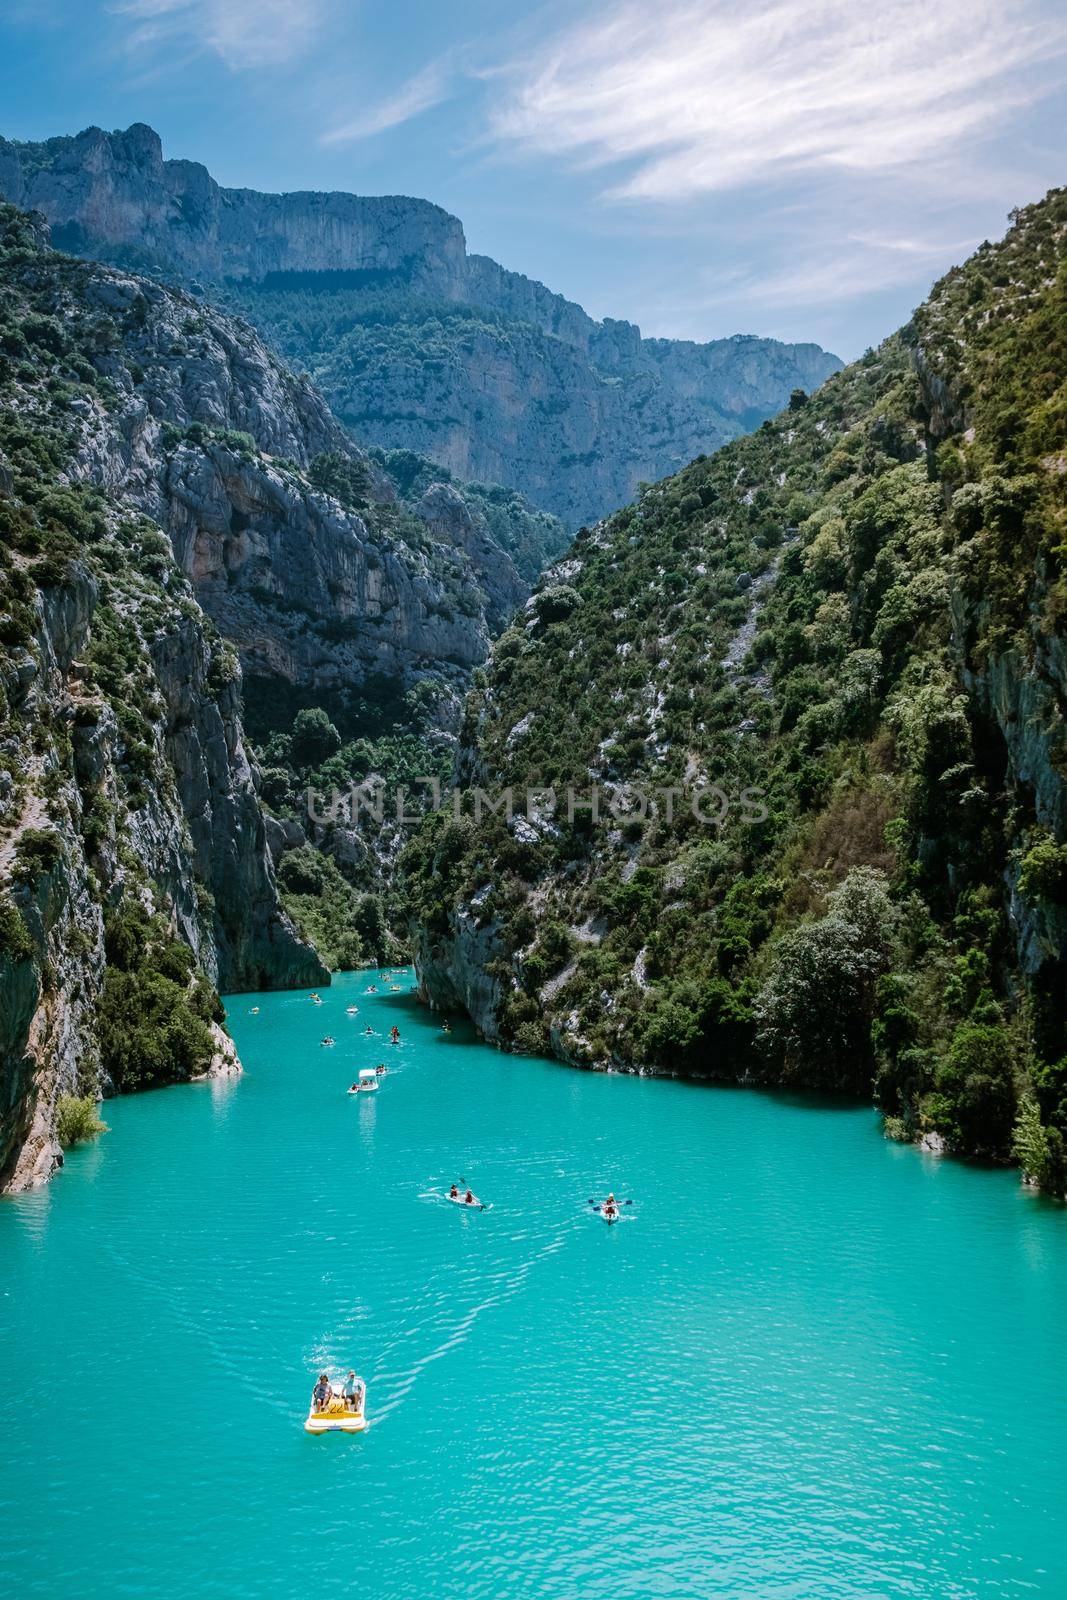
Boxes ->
[0,123,843,525]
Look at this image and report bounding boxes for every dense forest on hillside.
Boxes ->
[402,190,1067,1192]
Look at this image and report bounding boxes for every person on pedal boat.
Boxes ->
[342,1371,362,1411]
[312,1372,331,1411]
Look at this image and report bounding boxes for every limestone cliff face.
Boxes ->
[0,123,467,290]
[0,123,843,527]
[316,317,720,530]
[0,555,324,1193]
[470,252,840,431]
[413,904,506,1045]
[0,203,346,1190]
[415,483,525,632]
[52,263,498,699]
[0,198,543,1189]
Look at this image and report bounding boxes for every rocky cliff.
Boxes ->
[0,123,842,527]
[0,122,468,290]
[11,216,537,722]
[0,194,563,1187]
[0,204,332,1190]
[402,189,1067,1188]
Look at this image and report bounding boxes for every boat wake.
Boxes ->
[369,1219,578,1425]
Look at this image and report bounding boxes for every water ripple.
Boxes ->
[2,968,1067,1599]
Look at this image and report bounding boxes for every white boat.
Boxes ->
[355,1068,379,1094]
[448,1191,484,1210]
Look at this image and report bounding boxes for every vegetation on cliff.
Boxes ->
[54,1094,107,1148]
[224,270,840,528]
[253,703,448,967]
[367,447,569,584]
[402,190,1067,1191]
[0,202,320,1187]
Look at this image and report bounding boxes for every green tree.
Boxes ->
[1012,1095,1049,1182]
[289,707,341,767]
[55,1095,107,1147]
[97,968,215,1091]
[755,917,885,1089]
[1018,838,1067,905]
[277,845,330,896]
[932,1024,1017,1158]
[755,869,898,1089]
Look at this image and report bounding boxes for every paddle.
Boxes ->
[586,1198,633,1206]
[457,1181,486,1211]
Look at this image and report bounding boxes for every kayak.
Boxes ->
[448,1193,485,1210]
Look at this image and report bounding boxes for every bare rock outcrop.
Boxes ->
[0,123,843,527]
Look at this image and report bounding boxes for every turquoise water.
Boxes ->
[3,969,1067,1599]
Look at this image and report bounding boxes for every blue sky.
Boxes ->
[1,0,1064,359]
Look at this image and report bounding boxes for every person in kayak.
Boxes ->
[464,1189,475,1205]
[603,1193,619,1216]
[375,1062,386,1076]
[312,1372,331,1411]
[389,1025,400,1043]
[449,1184,459,1199]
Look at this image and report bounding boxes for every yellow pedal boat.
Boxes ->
[305,1378,367,1434]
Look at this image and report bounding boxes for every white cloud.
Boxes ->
[488,0,1067,201]
[320,60,452,145]
[111,0,321,71]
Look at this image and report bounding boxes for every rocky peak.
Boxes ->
[0,124,468,289]
[0,124,842,526]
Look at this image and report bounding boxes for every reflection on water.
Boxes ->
[6,1179,53,1246]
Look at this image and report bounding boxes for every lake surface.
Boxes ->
[2,967,1066,1599]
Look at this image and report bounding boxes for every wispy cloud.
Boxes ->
[488,0,1067,201]
[320,59,452,145]
[111,0,322,71]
